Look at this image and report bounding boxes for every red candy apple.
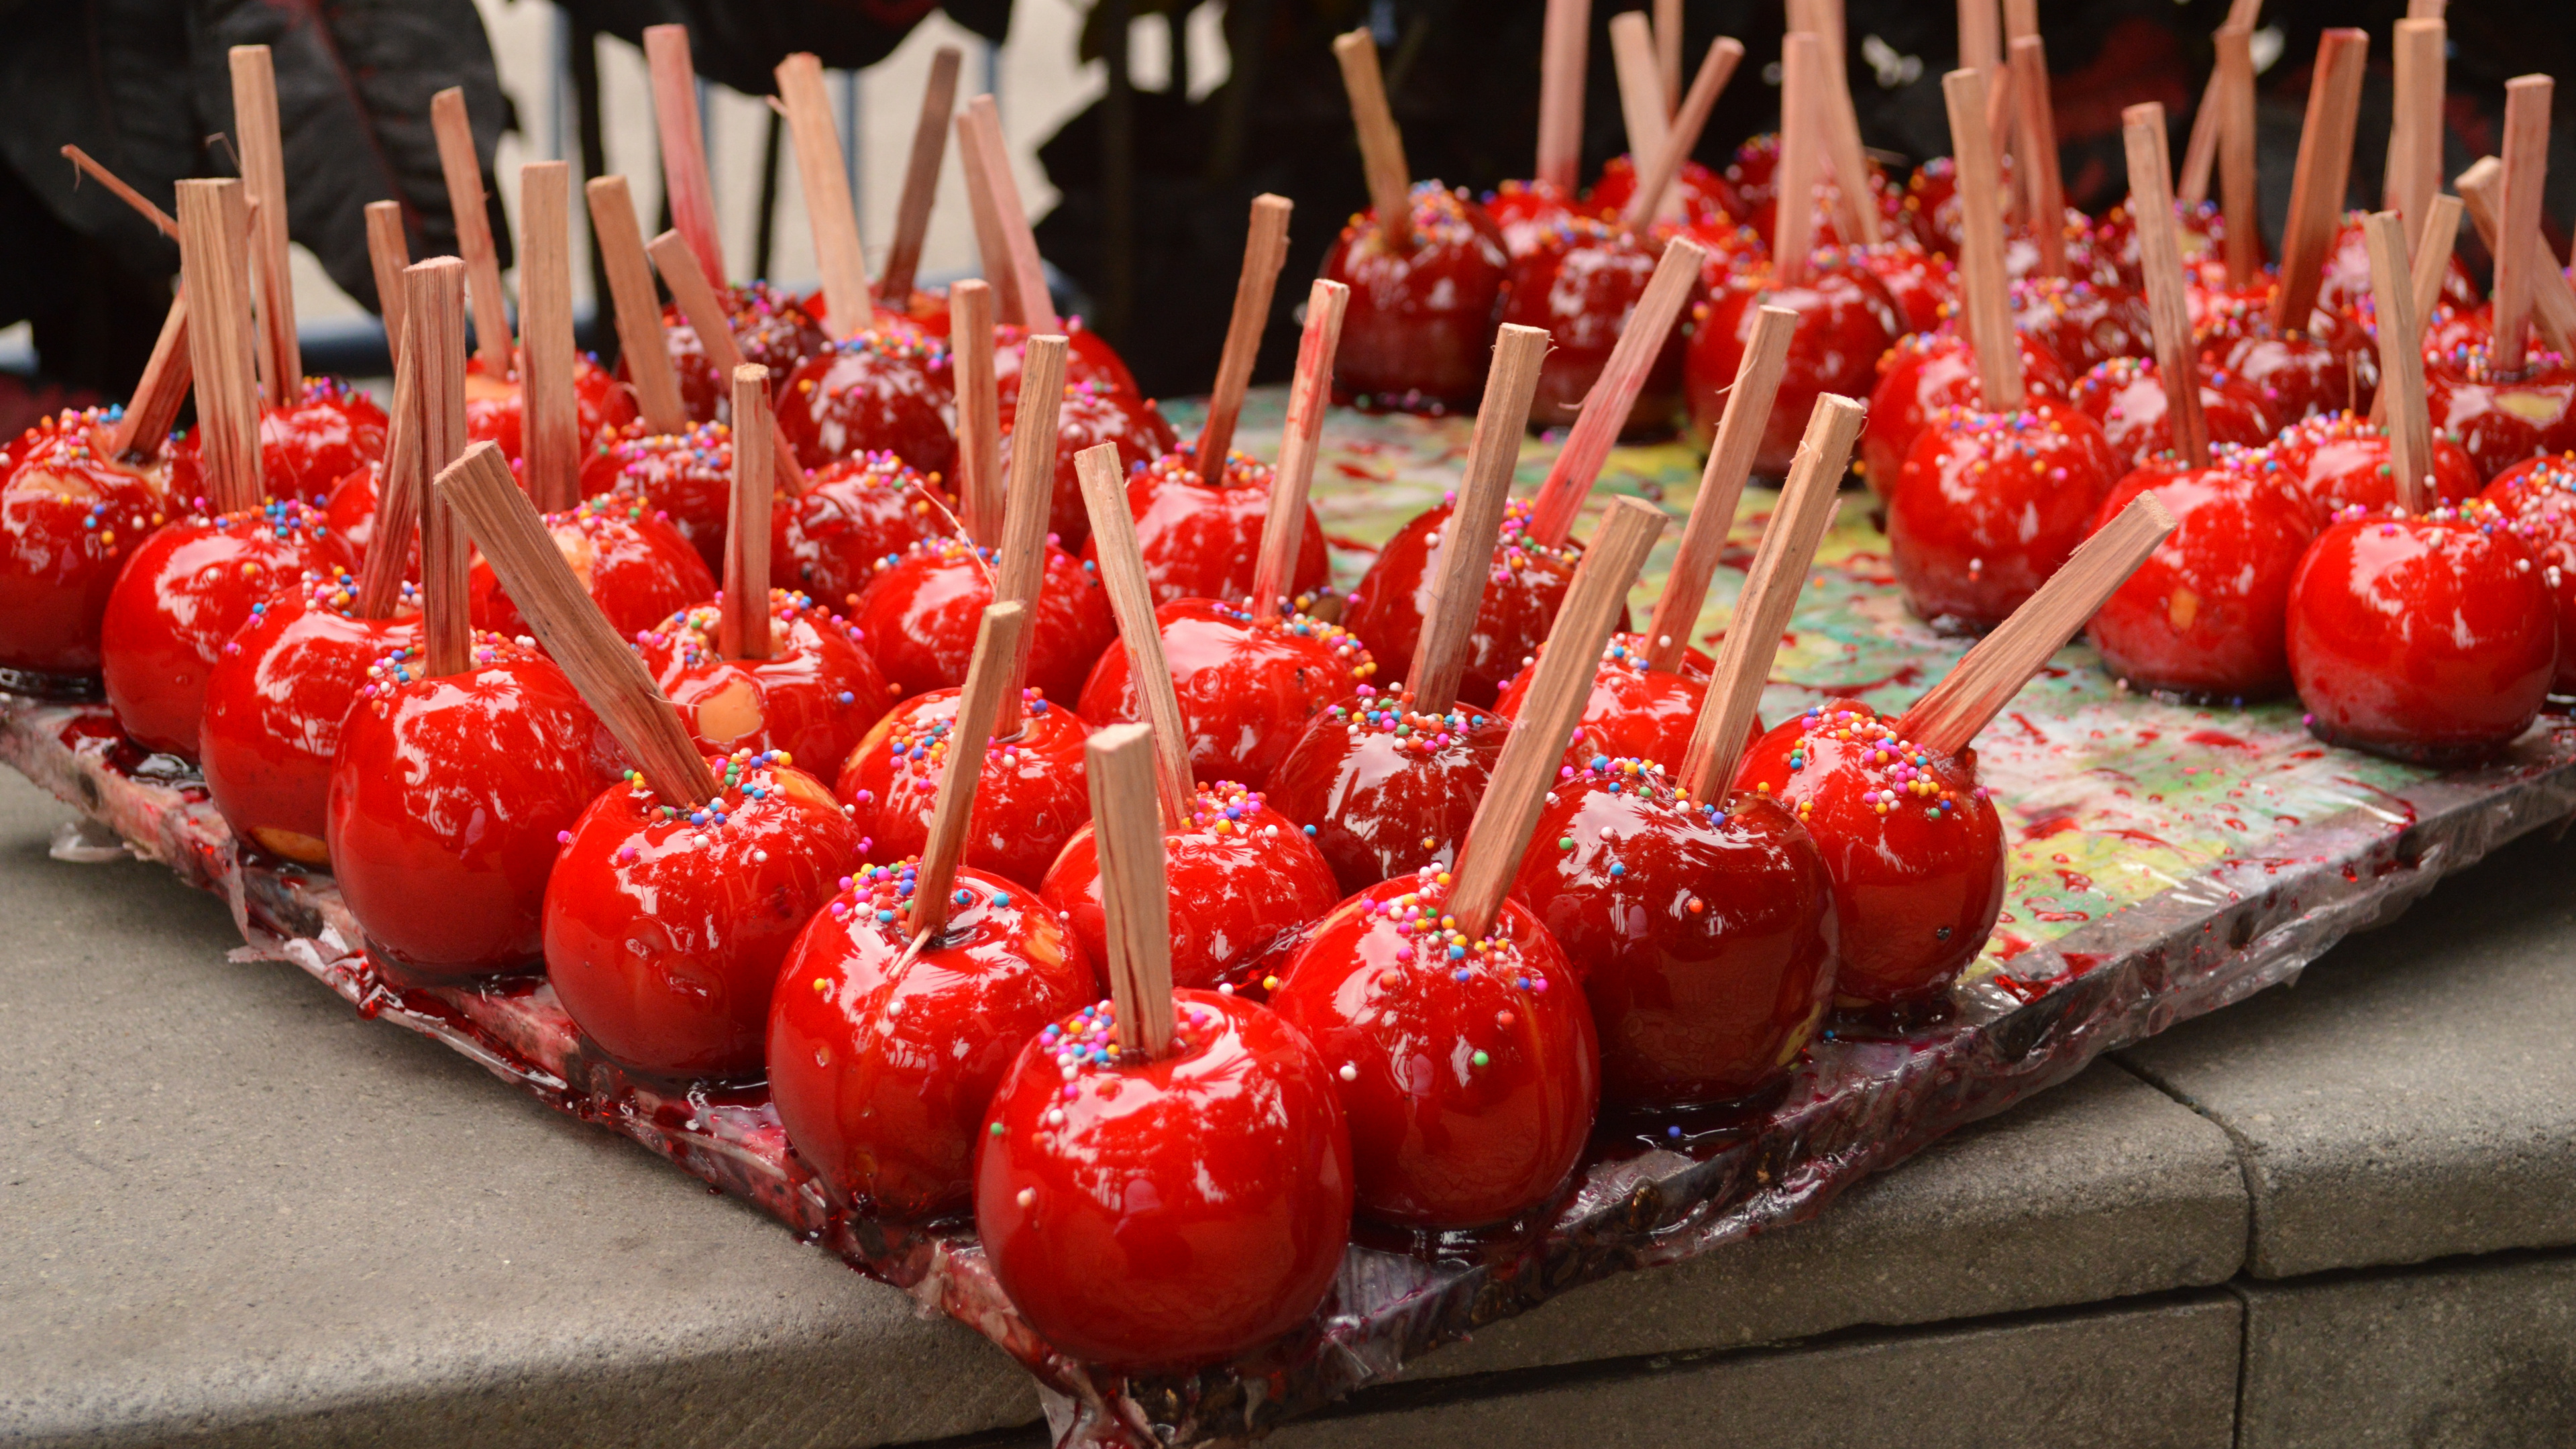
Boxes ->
[2269,412,2480,520]
[1686,258,1902,476]
[1860,331,2068,498]
[775,329,957,478]
[1076,599,1375,788]
[2085,464,2315,700]
[2066,356,2278,475]
[467,494,716,641]
[464,353,638,463]
[2481,453,2576,693]
[851,533,1115,703]
[1321,183,1511,413]
[1491,631,1716,774]
[2422,342,2576,482]
[1085,447,1332,608]
[1501,219,1685,434]
[1000,381,1177,548]
[0,409,170,675]
[1886,402,2121,631]
[637,589,892,783]
[1342,496,1599,709]
[1264,688,1511,895]
[771,450,950,608]
[837,688,1091,888]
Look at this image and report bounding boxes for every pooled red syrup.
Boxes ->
[1342,496,1599,710]
[1588,154,1743,230]
[1848,244,1957,335]
[989,320,1142,419]
[586,419,737,570]
[327,635,622,979]
[2265,412,2481,521]
[2481,453,2576,692]
[1509,755,1835,1110]
[1264,688,1511,895]
[1268,867,1600,1228]
[1482,177,1587,258]
[99,500,348,758]
[636,590,892,784]
[851,533,1114,702]
[1320,182,1511,413]
[1886,401,2121,631]
[836,688,1091,890]
[1042,780,1342,989]
[1077,599,1375,788]
[638,282,833,423]
[1000,382,1177,548]
[1501,218,1685,435]
[975,990,1353,1371]
[0,409,170,674]
[167,379,389,507]
[1860,331,2069,498]
[2422,341,2576,482]
[767,861,1096,1218]
[2065,356,2279,476]
[771,450,950,609]
[2085,464,2316,701]
[1686,254,1903,476]
[1731,700,2006,1012]
[2008,275,2145,374]
[775,329,956,480]
[1491,631,1718,775]
[544,747,863,1080]
[462,352,638,463]
[199,570,420,864]
[2286,502,2558,763]
[1083,445,1330,608]
[467,494,716,641]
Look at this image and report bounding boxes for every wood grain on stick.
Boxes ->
[723,365,775,660]
[229,46,299,405]
[1196,195,1295,470]
[2361,212,2433,514]
[1772,33,1824,282]
[908,602,1030,939]
[2271,29,2369,333]
[407,258,473,680]
[1656,0,1684,111]
[2387,20,2445,250]
[1536,0,1591,193]
[2455,158,2576,357]
[353,313,421,621]
[364,201,411,368]
[1644,305,1796,673]
[2009,36,2063,276]
[2179,0,2265,205]
[1528,236,1707,546]
[60,146,177,237]
[2123,103,2209,468]
[586,177,688,435]
[880,46,961,303]
[647,229,807,497]
[643,25,725,285]
[1085,722,1176,1059]
[961,98,1059,336]
[111,293,191,462]
[775,54,875,341]
[1609,12,1673,218]
[1957,0,2001,74]
[517,162,580,513]
[429,87,513,372]
[1622,38,1745,235]
[951,280,1003,547]
[1252,278,1348,621]
[1077,444,1197,825]
[1413,325,1550,714]
[174,180,262,515]
[2214,27,2261,286]
[2367,192,2464,429]
[1334,30,1414,250]
[953,107,1020,325]
[994,336,1068,737]
[1941,68,2023,409]
[2493,75,2554,373]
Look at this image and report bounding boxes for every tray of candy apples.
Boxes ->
[9,13,2576,1448]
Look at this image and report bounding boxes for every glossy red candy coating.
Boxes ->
[1483,177,1587,259]
[646,284,833,423]
[2088,199,2224,295]
[2423,345,2576,482]
[2086,465,2315,700]
[468,494,716,641]
[1320,183,1511,412]
[0,410,168,674]
[1886,402,2121,631]
[1509,761,1835,1109]
[851,535,1114,702]
[463,353,638,462]
[1847,244,1957,335]
[1860,331,2068,498]
[1264,690,1509,895]
[768,863,1096,1218]
[1342,497,1599,709]
[1000,382,1177,549]
[1686,260,1902,476]
[1077,600,1375,788]
[1082,447,1330,608]
[1042,781,1342,989]
[2286,504,2558,763]
[771,451,949,608]
[544,750,863,1079]
[975,989,1354,1371]
[1731,700,2005,1010]
[321,462,401,568]
[170,381,391,508]
[2481,453,2576,692]
[592,420,736,569]
[1587,154,1741,230]
[637,590,892,784]
[2203,325,2372,425]
[327,639,622,979]
[775,331,957,479]
[99,502,348,758]
[836,688,1091,890]
[1491,631,1716,775]
[199,572,419,864]
[2269,413,2481,521]
[1269,871,1599,1228]
[2008,276,2146,374]
[2065,356,2279,475]
[1501,220,1684,434]
[988,321,1142,423]
[2315,215,2479,321]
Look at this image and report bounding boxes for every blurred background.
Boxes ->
[3,0,2572,437]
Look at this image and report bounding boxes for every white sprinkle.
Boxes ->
[1337,1063,1358,1082]
[1016,1187,1036,1208]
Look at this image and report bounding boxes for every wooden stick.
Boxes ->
[354,310,421,621]
[1621,38,1746,235]
[1680,394,1862,799]
[774,54,875,341]
[2271,29,2369,334]
[1957,0,2001,75]
[1772,34,1825,280]
[1250,279,1348,621]
[2493,75,2555,374]
[1644,305,1796,673]
[960,97,1060,337]
[174,180,262,515]
[953,108,1021,325]
[879,46,962,304]
[111,293,191,463]
[408,258,473,680]
[1333,30,1414,251]
[1610,12,1674,219]
[1077,443,1197,825]
[1413,325,1551,713]
[951,279,1003,547]
[722,365,775,659]
[1898,494,2177,755]
[643,24,725,287]
[2366,191,2464,430]
[1983,62,2019,187]
[908,602,1030,939]
[2214,26,2261,287]
[2123,103,2209,469]
[2002,0,2036,39]
[2178,0,2265,206]
[429,87,513,373]
[1536,0,1591,193]
[2387,20,2446,253]
[2010,36,2063,276]
[2361,211,2433,515]
[1815,20,1882,247]
[1527,236,1707,547]
[1656,0,1684,113]
[1447,498,1667,937]
[994,335,1069,737]
[229,46,299,407]
[1194,195,1294,472]
[364,201,411,371]
[1085,722,1176,1059]
[585,177,688,435]
[517,162,580,513]
[59,146,176,237]
[2456,158,2576,358]
[648,229,808,497]
[1941,68,2024,411]
[437,441,720,806]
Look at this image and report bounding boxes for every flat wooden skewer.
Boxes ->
[229,46,299,406]
[993,336,1070,738]
[2455,158,2576,356]
[879,46,963,305]
[1982,63,2018,191]
[173,180,263,515]
[951,279,1004,547]
[647,229,809,497]
[1086,722,1177,1058]
[2492,75,2555,374]
[1957,0,2002,78]
[1772,32,1825,282]
[908,602,1031,939]
[2179,0,2264,207]
[2124,102,2210,469]
[2367,192,2463,428]
[1534,0,1591,195]
[437,441,721,806]
[1643,305,1797,673]
[1334,29,1414,251]
[1077,443,1198,826]
[775,53,875,342]
[2386,19,2446,252]
[643,24,727,287]
[2361,211,2434,515]
[1787,0,1879,246]
[959,97,1060,337]
[111,292,192,463]
[586,177,688,435]
[1619,37,1744,235]
[1195,195,1295,472]
[354,305,423,622]
[407,258,474,679]
[2009,35,2064,276]
[60,146,176,237]
[1898,494,2178,756]
[518,161,581,513]
[722,365,776,661]
[1525,237,1709,547]
[953,103,1021,326]
[1938,68,2024,413]
[2271,29,2370,335]
[1250,278,1350,621]
[2214,26,2261,287]
[1609,12,1679,221]
[1446,498,1668,938]
[1655,0,1684,113]
[429,87,513,373]
[1680,393,1864,800]
[1412,325,1552,714]
[364,201,411,370]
